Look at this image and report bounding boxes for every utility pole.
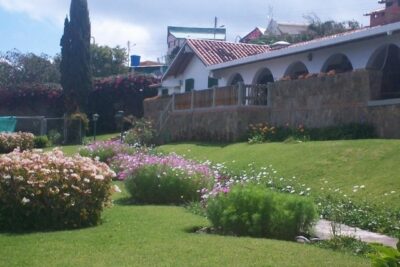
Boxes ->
[214,17,217,40]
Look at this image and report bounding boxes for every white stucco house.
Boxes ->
[161,1,400,102]
[161,40,269,95]
[210,22,400,89]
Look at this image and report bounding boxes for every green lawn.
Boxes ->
[160,140,400,209]
[0,182,369,267]
[3,137,397,266]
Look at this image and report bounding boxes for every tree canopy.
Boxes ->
[250,15,361,46]
[91,44,129,77]
[0,50,60,88]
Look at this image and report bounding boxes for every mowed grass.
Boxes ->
[0,182,369,267]
[160,140,400,209]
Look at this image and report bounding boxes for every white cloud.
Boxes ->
[91,17,153,59]
[0,0,68,23]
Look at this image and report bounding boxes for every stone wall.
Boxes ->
[145,70,400,142]
[267,70,381,128]
[159,106,269,143]
[368,103,400,138]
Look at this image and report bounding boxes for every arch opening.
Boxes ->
[321,53,353,73]
[253,68,274,85]
[284,61,309,79]
[367,44,400,99]
[228,73,244,86]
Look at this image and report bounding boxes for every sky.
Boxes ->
[0,0,380,62]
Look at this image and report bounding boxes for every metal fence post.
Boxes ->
[40,117,47,136]
[63,114,67,144]
[237,82,244,106]
[172,94,175,111]
[212,87,216,107]
[191,90,195,110]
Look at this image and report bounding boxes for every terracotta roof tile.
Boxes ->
[186,39,270,66]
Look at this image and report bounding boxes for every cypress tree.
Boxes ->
[60,0,92,114]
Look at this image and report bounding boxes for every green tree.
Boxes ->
[91,44,129,77]
[0,50,60,87]
[60,0,92,114]
[250,15,361,46]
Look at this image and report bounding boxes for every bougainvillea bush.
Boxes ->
[90,74,158,133]
[0,132,35,154]
[113,153,213,204]
[0,149,116,231]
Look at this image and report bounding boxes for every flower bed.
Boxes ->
[0,132,34,154]
[79,140,138,163]
[112,153,213,204]
[0,149,116,231]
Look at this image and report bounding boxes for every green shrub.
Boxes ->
[0,132,34,154]
[369,243,400,267]
[0,149,116,231]
[33,135,50,148]
[248,123,376,143]
[124,118,155,146]
[125,164,209,204]
[48,129,63,145]
[206,185,317,240]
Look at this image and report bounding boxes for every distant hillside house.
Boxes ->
[366,0,400,26]
[161,39,269,95]
[167,26,227,58]
[240,27,266,43]
[265,19,309,37]
[132,61,167,79]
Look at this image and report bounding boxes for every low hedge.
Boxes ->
[124,163,211,205]
[206,185,317,240]
[0,149,116,231]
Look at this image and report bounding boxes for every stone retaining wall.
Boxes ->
[145,70,400,142]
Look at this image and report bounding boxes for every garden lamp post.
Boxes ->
[92,113,99,141]
[115,110,124,143]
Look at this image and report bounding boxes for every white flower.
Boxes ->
[21,197,30,205]
[94,175,104,180]
[113,185,122,193]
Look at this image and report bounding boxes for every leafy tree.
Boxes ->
[91,44,129,77]
[250,15,361,46]
[305,14,360,38]
[60,0,92,114]
[0,50,60,87]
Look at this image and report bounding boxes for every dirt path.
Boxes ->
[314,219,398,248]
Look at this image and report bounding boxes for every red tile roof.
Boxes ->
[186,39,270,66]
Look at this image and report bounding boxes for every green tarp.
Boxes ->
[0,117,17,132]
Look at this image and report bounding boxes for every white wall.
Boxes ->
[213,33,400,85]
[161,56,214,94]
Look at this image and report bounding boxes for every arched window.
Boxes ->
[321,53,353,73]
[367,44,400,99]
[253,68,274,84]
[228,73,244,86]
[284,61,309,79]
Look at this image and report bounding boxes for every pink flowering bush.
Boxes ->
[0,132,34,154]
[0,149,116,231]
[113,153,213,204]
[79,140,138,163]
